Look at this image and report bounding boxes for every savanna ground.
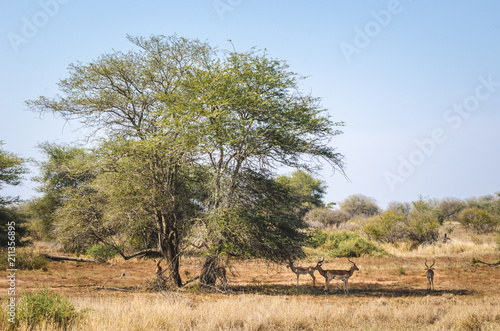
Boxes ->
[2,233,500,330]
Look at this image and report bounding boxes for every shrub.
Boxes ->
[339,194,381,217]
[0,206,30,247]
[307,228,328,248]
[364,207,440,246]
[85,244,117,262]
[458,208,498,233]
[308,230,385,257]
[386,201,411,216]
[0,250,49,271]
[457,313,483,331]
[436,198,467,222]
[405,209,440,244]
[363,210,406,243]
[304,208,351,228]
[17,289,84,329]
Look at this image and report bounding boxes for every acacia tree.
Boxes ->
[184,49,344,279]
[28,143,92,239]
[0,141,28,207]
[28,35,345,287]
[0,142,29,246]
[340,194,381,217]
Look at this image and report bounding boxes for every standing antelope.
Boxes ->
[425,259,435,291]
[287,259,323,287]
[315,258,359,293]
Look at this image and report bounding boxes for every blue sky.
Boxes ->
[1,0,499,208]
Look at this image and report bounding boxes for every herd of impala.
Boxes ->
[286,258,436,294]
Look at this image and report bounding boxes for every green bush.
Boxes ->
[458,208,498,234]
[405,209,440,244]
[363,210,406,243]
[307,230,385,257]
[363,208,440,246]
[304,208,351,228]
[0,250,49,271]
[85,244,117,262]
[307,228,328,248]
[17,289,84,329]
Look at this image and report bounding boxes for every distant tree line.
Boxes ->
[304,193,500,247]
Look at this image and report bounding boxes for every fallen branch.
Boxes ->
[96,287,133,292]
[182,275,200,287]
[472,258,500,266]
[41,254,97,263]
[117,249,162,260]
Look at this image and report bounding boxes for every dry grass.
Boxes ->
[380,223,498,258]
[6,293,500,330]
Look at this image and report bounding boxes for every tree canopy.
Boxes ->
[340,194,380,217]
[0,141,28,207]
[276,169,327,212]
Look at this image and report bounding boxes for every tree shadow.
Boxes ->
[227,284,474,298]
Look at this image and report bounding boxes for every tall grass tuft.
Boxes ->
[16,289,85,330]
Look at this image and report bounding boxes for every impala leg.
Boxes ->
[311,273,315,287]
[297,274,299,286]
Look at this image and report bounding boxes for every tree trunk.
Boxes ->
[158,212,183,287]
[163,235,183,287]
[200,255,219,286]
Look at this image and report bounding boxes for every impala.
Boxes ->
[315,258,359,293]
[287,259,323,287]
[425,259,435,291]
